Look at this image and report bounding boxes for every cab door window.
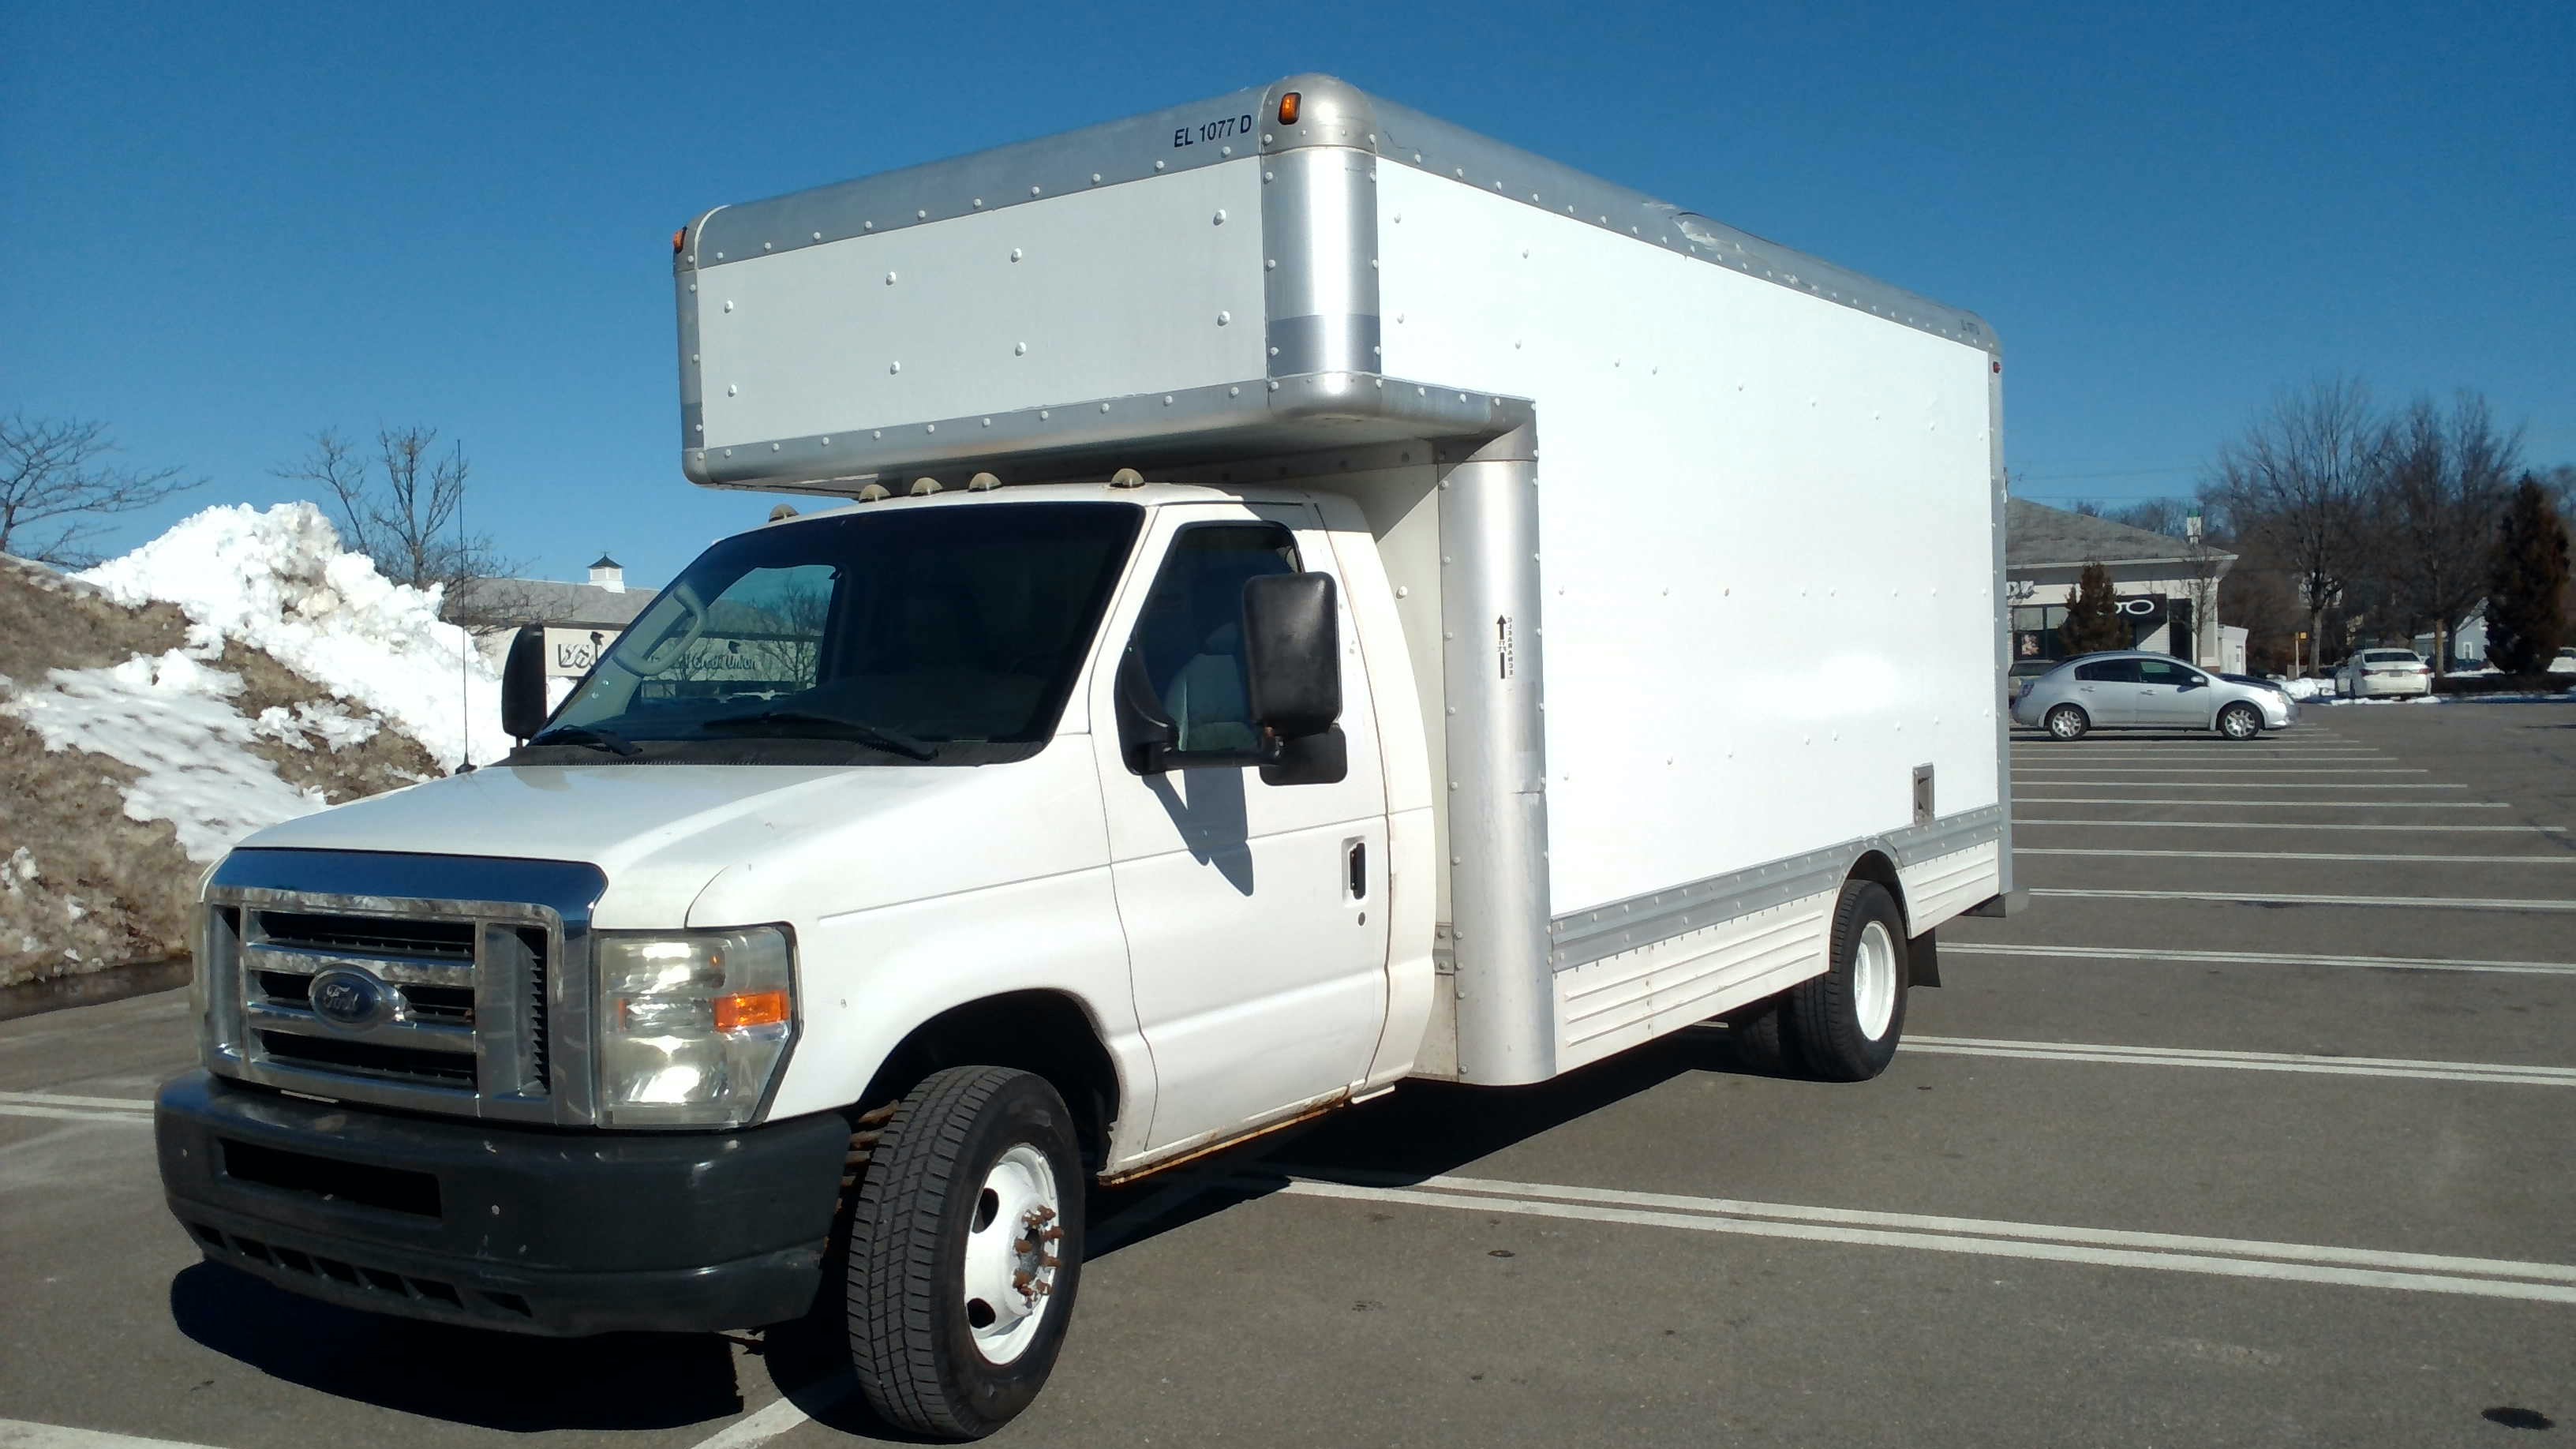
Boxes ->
[1129,523,1301,755]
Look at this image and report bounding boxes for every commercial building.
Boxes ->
[2005,498,2234,668]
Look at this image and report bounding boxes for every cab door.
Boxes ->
[1088,500,1391,1153]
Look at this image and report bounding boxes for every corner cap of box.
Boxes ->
[1263,73,1378,154]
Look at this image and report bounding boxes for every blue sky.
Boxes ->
[6,0,2570,586]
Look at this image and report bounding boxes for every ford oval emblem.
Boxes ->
[309,969,390,1028]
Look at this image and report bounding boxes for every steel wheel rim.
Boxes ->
[958,1143,1061,1365]
[1853,920,1898,1041]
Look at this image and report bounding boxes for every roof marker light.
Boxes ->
[1278,92,1301,125]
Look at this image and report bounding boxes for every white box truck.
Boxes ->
[157,75,2015,1437]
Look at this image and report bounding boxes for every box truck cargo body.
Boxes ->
[158,75,2012,1437]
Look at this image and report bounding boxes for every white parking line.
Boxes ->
[1268,1174,2576,1305]
[2031,886,2576,912]
[2013,768,2426,775]
[687,1395,825,1449]
[2015,781,2469,789]
[0,1420,229,1448]
[0,1090,154,1111]
[2013,818,2566,833]
[1942,942,2576,978]
[2017,847,2573,864]
[2014,799,2507,809]
[1905,1035,2576,1086]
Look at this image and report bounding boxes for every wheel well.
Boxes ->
[1848,849,1909,936]
[860,991,1121,1172]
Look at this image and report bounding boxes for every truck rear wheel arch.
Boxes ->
[858,992,1123,1175]
[1845,849,1937,987]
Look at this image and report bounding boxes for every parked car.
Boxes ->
[2007,657,2057,702]
[2334,648,2434,698]
[2549,647,2576,676]
[2012,650,2297,740]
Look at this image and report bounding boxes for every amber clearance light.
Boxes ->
[1277,92,1301,126]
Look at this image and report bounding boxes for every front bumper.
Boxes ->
[155,1070,849,1336]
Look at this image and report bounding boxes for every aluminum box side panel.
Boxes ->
[691,161,1267,452]
[1377,165,2002,922]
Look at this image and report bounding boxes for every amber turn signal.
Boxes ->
[713,989,791,1032]
[1277,92,1301,126]
[672,227,687,255]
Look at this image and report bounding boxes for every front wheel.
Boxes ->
[845,1066,1086,1440]
[2217,702,2263,739]
[1782,878,1910,1081]
[2045,704,2090,740]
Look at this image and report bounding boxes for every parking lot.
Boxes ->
[2,702,2570,1448]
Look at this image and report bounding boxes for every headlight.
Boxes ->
[596,927,796,1128]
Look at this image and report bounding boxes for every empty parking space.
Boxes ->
[2,705,2571,1447]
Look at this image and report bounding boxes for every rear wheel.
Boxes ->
[844,1066,1084,1440]
[1719,995,1794,1075]
[2217,702,2263,739]
[1781,879,1910,1081]
[2045,704,2089,740]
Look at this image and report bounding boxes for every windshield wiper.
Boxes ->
[527,724,642,756]
[701,708,939,761]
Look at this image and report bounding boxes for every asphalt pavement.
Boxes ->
[2,699,2569,1447]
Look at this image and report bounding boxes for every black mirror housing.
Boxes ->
[501,624,549,743]
[1243,573,1341,740]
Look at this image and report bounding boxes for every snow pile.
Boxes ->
[2,651,324,861]
[77,503,512,770]
[2278,677,2331,700]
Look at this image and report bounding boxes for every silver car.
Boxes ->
[2010,650,2298,741]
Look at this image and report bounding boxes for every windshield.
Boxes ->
[534,501,1141,763]
[2361,650,2419,663]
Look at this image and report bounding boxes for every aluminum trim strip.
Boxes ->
[688,372,1533,493]
[1547,806,2004,971]
[241,944,477,988]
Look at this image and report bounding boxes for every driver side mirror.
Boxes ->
[502,624,549,743]
[1242,573,1342,739]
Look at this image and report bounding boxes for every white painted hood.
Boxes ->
[234,745,1111,930]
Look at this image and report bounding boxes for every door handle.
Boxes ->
[1346,840,1367,900]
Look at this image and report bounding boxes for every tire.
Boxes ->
[1781,879,1910,1081]
[2044,704,2089,741]
[2217,702,2263,740]
[845,1066,1085,1440]
[1720,995,1794,1076]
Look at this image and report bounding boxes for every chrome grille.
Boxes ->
[199,856,601,1125]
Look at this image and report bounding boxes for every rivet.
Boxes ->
[1011,248,1023,261]
[811,231,822,241]
[714,251,725,260]
[889,361,900,374]
[690,353,698,363]
[1268,346,1280,357]
[1212,208,1226,224]
[1220,145,1232,156]
[1217,309,1231,325]
[925,423,936,433]
[1264,170,1275,182]
[1155,160,1166,170]
[1030,185,1042,196]
[1090,172,1103,184]
[873,430,883,440]
[982,417,991,427]
[1228,386,1241,397]
[1262,132,1273,144]
[1014,342,1027,355]
[687,282,696,293]
[972,198,984,208]
[722,299,733,312]
[821,436,830,445]
[1163,395,1174,406]
[886,271,897,285]
[770,442,781,451]
[1100,402,1112,413]
[763,241,773,250]
[915,209,927,219]
[1039,410,1050,420]
[726,384,737,395]
[1267,380,1280,391]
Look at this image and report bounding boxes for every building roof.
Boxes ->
[2005,497,2234,571]
[444,576,657,630]
[590,554,622,571]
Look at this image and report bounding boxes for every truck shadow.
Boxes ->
[168,1263,751,1432]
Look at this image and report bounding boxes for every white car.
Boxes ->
[2334,648,2434,698]
[2550,647,2576,676]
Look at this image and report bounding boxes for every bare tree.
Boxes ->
[2367,393,2520,669]
[275,426,523,617]
[2206,378,2379,672]
[0,414,202,566]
